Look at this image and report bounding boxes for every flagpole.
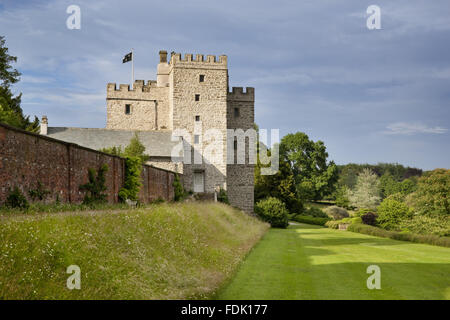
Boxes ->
[131,48,134,89]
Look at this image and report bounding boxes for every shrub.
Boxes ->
[293,215,330,226]
[377,199,413,230]
[28,181,51,202]
[325,206,349,220]
[217,188,229,204]
[173,174,184,201]
[354,208,373,217]
[304,206,328,218]
[348,223,450,248]
[361,212,377,226]
[325,217,361,229]
[325,220,341,229]
[119,157,142,202]
[79,164,109,205]
[5,187,29,209]
[255,197,289,228]
[399,214,450,237]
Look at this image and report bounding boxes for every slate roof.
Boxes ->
[46,127,180,157]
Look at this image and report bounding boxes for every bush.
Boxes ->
[119,157,142,202]
[348,223,450,248]
[325,206,349,220]
[293,215,330,226]
[217,188,229,204]
[5,187,29,209]
[399,214,450,237]
[79,164,109,205]
[255,197,289,228]
[325,217,361,229]
[377,199,413,230]
[304,206,328,218]
[354,208,373,217]
[173,174,185,202]
[28,181,50,201]
[361,212,377,226]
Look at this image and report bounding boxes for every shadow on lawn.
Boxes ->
[288,224,410,247]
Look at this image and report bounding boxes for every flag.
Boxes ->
[122,52,132,63]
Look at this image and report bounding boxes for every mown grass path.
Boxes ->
[216,224,450,300]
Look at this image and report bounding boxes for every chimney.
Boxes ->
[157,50,170,87]
[159,50,167,63]
[40,115,48,135]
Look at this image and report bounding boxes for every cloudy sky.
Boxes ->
[0,0,449,170]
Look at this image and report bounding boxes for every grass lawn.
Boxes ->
[216,223,450,300]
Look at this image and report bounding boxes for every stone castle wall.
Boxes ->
[170,53,229,193]
[227,87,255,213]
[0,122,176,205]
[106,81,170,131]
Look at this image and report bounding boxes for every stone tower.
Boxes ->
[105,51,255,212]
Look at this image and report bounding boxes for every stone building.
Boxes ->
[42,51,255,213]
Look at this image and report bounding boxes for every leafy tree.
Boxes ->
[377,199,413,230]
[348,168,381,209]
[280,132,338,201]
[79,164,109,204]
[124,133,150,162]
[0,36,39,132]
[255,146,303,214]
[99,146,123,156]
[334,185,350,209]
[410,169,450,216]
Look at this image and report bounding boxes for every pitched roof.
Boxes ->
[46,127,180,157]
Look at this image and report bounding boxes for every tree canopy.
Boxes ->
[280,132,338,201]
[0,36,39,132]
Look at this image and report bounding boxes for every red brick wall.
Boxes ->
[0,123,177,205]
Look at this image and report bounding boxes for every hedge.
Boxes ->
[347,223,450,248]
[292,215,330,226]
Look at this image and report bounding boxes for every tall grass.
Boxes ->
[0,202,268,299]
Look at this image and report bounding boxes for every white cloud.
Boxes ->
[384,122,448,135]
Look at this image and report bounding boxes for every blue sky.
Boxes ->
[0,0,449,170]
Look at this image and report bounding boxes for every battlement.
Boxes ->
[228,87,255,101]
[170,52,227,67]
[107,80,158,94]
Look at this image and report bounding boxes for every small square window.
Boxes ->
[234,107,240,118]
[199,75,205,82]
[125,104,131,114]
[195,94,200,101]
[194,135,200,144]
[195,115,200,122]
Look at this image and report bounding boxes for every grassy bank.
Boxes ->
[0,202,268,299]
[216,223,450,299]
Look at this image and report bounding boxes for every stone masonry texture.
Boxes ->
[0,122,176,205]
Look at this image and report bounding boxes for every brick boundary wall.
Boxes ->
[0,122,177,205]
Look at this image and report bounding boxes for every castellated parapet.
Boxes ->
[104,50,254,213]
